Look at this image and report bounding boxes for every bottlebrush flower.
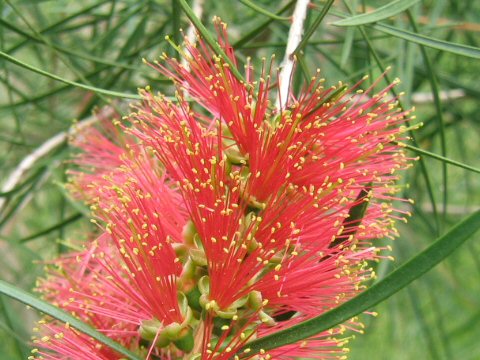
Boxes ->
[32,240,142,360]
[33,18,413,360]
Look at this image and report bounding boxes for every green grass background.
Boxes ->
[0,1,479,359]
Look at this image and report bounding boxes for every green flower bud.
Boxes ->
[198,275,210,295]
[182,220,197,246]
[185,286,202,312]
[247,290,263,310]
[189,248,208,267]
[139,318,162,342]
[173,327,194,352]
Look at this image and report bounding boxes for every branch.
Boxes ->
[181,0,205,72]
[0,106,115,213]
[180,0,204,99]
[411,89,466,104]
[276,0,310,110]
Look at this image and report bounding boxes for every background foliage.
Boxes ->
[0,1,479,359]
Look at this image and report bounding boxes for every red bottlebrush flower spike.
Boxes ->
[32,242,142,359]
[33,18,414,360]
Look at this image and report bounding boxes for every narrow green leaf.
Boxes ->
[0,50,141,99]
[293,0,335,55]
[405,286,443,360]
[240,35,390,49]
[0,280,142,360]
[19,1,110,42]
[6,1,135,115]
[342,0,440,234]
[0,17,142,71]
[437,73,480,98]
[0,73,50,114]
[0,167,45,198]
[239,0,290,21]
[117,16,148,59]
[399,143,480,174]
[333,0,420,26]
[0,296,27,359]
[45,1,111,32]
[238,210,480,356]
[0,134,31,147]
[177,0,244,82]
[372,23,480,59]
[0,168,48,228]
[340,26,355,68]
[233,0,295,48]
[295,52,311,84]
[328,7,480,59]
[406,10,447,220]
[19,213,83,243]
[171,0,182,54]
[91,4,143,53]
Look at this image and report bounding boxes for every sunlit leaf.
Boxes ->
[333,0,420,26]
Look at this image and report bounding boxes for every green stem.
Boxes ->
[0,50,140,99]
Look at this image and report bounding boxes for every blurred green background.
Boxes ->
[0,1,479,359]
